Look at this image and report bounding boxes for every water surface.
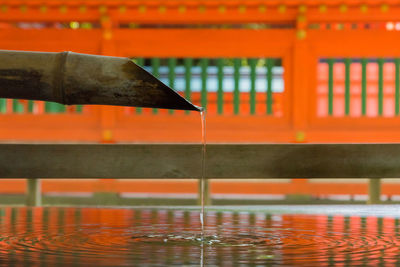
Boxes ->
[0,206,399,266]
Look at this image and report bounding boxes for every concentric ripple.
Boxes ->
[0,207,399,266]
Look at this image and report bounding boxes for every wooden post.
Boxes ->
[290,11,312,197]
[292,12,310,140]
[26,179,41,206]
[98,13,119,201]
[367,178,381,204]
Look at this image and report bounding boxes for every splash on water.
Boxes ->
[1,207,400,266]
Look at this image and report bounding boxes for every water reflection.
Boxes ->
[0,207,399,266]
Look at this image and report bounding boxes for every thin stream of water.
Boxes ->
[200,110,206,241]
[200,242,204,267]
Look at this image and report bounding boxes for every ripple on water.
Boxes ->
[0,207,398,266]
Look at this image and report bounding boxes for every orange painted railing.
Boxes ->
[1,179,400,201]
[1,0,400,143]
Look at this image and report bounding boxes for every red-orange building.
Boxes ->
[1,0,400,201]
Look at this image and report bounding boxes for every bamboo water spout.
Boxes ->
[0,50,200,111]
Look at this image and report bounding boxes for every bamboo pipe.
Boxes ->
[0,50,200,111]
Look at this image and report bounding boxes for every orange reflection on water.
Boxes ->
[0,207,398,266]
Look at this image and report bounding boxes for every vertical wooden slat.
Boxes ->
[328,58,334,116]
[361,58,367,116]
[58,103,66,113]
[233,58,241,115]
[168,58,177,115]
[76,105,83,113]
[249,58,257,115]
[0,99,6,113]
[36,101,44,114]
[266,58,274,115]
[45,102,65,113]
[217,58,224,115]
[184,58,192,115]
[6,99,12,113]
[151,58,160,114]
[13,99,24,113]
[27,101,34,113]
[378,58,384,116]
[344,58,351,116]
[200,58,208,110]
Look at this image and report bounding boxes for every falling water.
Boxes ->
[200,110,206,241]
[200,242,204,267]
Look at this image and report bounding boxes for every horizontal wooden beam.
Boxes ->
[0,1,397,24]
[1,144,400,179]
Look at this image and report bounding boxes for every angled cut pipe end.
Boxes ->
[119,60,202,111]
[63,53,202,111]
[0,50,201,111]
